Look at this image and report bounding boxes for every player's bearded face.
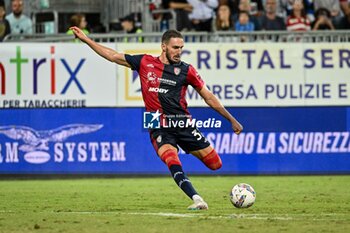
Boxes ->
[165,38,183,64]
[165,48,180,64]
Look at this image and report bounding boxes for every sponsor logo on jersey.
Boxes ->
[148,87,169,94]
[159,78,176,86]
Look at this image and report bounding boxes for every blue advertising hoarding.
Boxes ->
[0,107,349,174]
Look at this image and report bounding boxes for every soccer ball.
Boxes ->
[230,183,256,208]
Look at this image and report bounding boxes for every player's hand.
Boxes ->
[70,26,88,42]
[232,120,243,135]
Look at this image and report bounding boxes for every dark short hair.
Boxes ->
[315,7,331,18]
[161,29,183,44]
[238,10,250,17]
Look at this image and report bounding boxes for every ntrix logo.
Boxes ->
[0,46,86,95]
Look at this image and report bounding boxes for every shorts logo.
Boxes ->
[174,67,181,75]
[143,110,162,129]
[157,135,162,143]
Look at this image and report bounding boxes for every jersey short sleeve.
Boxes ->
[125,54,144,71]
[187,65,205,90]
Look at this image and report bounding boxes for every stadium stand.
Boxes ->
[3,30,350,43]
[2,0,350,42]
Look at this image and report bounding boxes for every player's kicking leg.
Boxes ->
[186,145,223,209]
[157,144,208,210]
[190,145,222,171]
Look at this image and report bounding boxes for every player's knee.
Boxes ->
[160,149,181,168]
[202,149,222,170]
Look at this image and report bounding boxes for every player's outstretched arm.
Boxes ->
[197,86,243,135]
[69,26,131,68]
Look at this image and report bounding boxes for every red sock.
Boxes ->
[160,149,181,168]
[202,149,222,170]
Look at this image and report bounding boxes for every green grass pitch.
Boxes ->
[0,176,349,233]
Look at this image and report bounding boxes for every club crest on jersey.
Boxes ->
[147,72,159,84]
[174,67,181,75]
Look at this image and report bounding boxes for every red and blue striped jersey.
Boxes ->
[125,54,204,119]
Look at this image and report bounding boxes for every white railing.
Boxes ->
[3,30,350,43]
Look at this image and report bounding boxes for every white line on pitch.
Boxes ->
[121,212,348,221]
[2,210,347,221]
[125,212,294,220]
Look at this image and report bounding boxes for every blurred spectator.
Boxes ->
[279,0,294,16]
[312,8,335,30]
[279,0,314,21]
[258,0,286,30]
[187,0,219,32]
[235,10,255,30]
[302,0,314,21]
[234,10,255,42]
[337,10,350,29]
[286,0,311,31]
[0,3,11,41]
[315,0,343,28]
[337,0,350,29]
[314,0,341,19]
[219,0,239,16]
[66,13,89,42]
[274,0,289,19]
[339,0,350,16]
[249,0,264,16]
[233,0,261,30]
[5,0,32,34]
[118,14,143,42]
[162,0,193,31]
[215,4,234,30]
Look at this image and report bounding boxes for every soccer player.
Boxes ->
[70,27,243,210]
